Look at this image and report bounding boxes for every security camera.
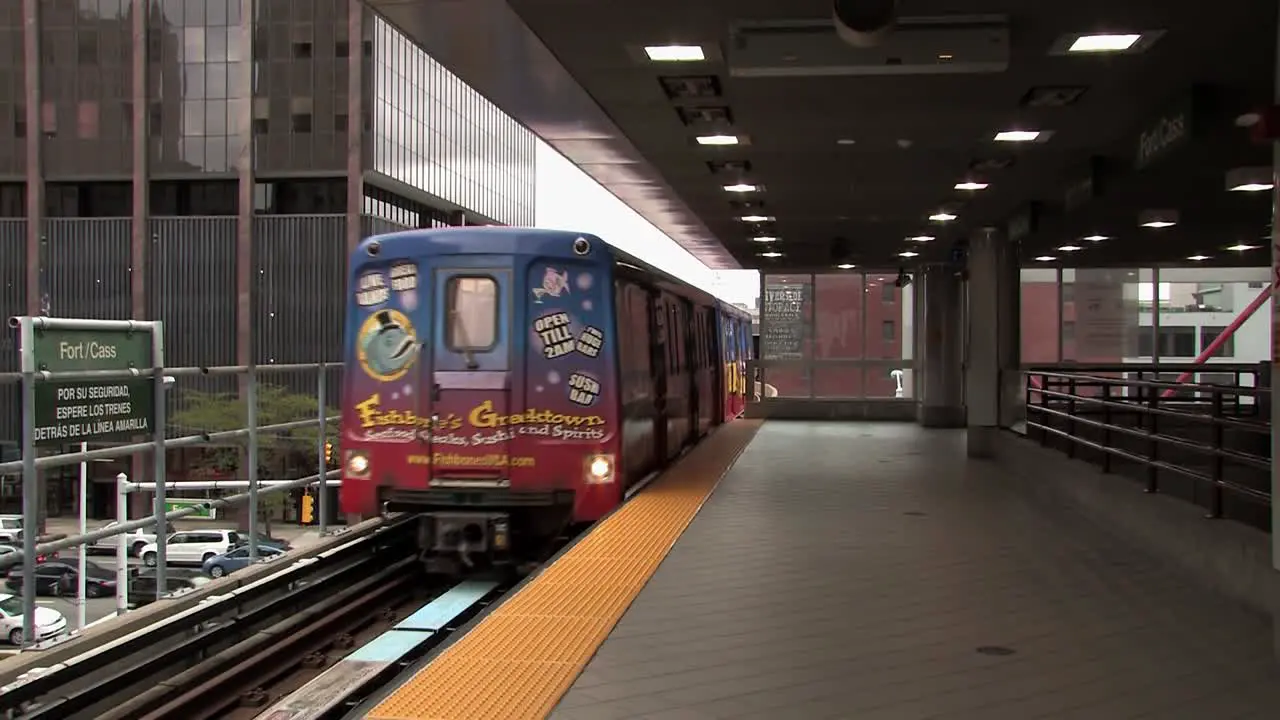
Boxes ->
[894,267,912,288]
[572,237,591,255]
[833,0,898,48]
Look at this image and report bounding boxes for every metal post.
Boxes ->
[152,325,167,597]
[317,362,328,537]
[77,441,87,631]
[247,369,259,560]
[18,317,37,647]
[115,473,128,616]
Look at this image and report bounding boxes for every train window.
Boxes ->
[445,276,498,350]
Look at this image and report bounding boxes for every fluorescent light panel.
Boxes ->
[696,134,739,146]
[644,45,705,62]
[759,251,783,258]
[724,183,758,193]
[955,181,988,191]
[908,235,935,242]
[1227,244,1259,251]
[751,236,778,243]
[929,213,957,222]
[1187,254,1210,261]
[1069,34,1141,53]
[739,215,774,222]
[836,263,856,269]
[1058,245,1083,252]
[994,130,1041,143]
[1035,255,1056,262]
[898,251,918,258]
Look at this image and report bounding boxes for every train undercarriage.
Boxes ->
[382,488,580,577]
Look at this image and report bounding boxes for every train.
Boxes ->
[338,227,752,573]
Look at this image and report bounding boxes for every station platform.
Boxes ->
[368,421,1280,720]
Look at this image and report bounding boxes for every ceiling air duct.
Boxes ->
[833,0,897,48]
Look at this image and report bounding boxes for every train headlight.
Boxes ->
[585,455,614,484]
[346,451,370,477]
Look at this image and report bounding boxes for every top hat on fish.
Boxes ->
[361,310,418,377]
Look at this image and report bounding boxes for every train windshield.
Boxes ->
[445,276,498,368]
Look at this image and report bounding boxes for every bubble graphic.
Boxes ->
[575,273,593,291]
[402,384,413,396]
[547,370,561,384]
[400,290,418,311]
[391,392,400,400]
[581,299,593,311]
[535,385,544,393]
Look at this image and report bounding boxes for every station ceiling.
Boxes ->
[374,0,1277,271]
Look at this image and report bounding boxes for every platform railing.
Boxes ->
[1024,369,1271,530]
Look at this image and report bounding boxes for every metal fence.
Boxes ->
[1024,369,1271,532]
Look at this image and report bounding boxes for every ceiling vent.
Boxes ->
[727,15,1009,78]
[1020,85,1087,108]
[659,75,723,100]
[678,105,734,126]
[707,159,752,174]
[969,156,1014,172]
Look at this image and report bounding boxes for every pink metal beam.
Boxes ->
[1159,281,1274,398]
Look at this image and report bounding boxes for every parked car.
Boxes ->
[0,516,23,544]
[127,568,211,608]
[0,545,59,573]
[0,592,67,645]
[5,560,116,598]
[89,521,175,557]
[202,545,285,578]
[138,529,241,567]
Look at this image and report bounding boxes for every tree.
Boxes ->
[170,384,339,533]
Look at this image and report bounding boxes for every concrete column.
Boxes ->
[919,265,964,427]
[996,237,1023,428]
[1270,0,1280,573]
[966,228,1003,457]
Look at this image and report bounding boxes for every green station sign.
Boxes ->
[30,328,156,447]
[164,498,217,520]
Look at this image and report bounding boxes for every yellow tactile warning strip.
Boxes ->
[367,420,763,720]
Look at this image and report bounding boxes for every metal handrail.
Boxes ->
[1024,370,1271,522]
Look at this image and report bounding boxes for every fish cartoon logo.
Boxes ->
[532,267,570,304]
[357,309,419,382]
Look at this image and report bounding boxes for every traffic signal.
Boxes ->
[324,441,334,465]
[301,492,314,524]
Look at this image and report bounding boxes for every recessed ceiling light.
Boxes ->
[898,250,919,258]
[954,181,988,191]
[1226,244,1259,252]
[723,183,758,193]
[1083,234,1108,241]
[1141,220,1175,229]
[928,212,957,222]
[836,138,856,145]
[908,235,935,242]
[1231,183,1274,192]
[739,215,774,223]
[994,130,1041,143]
[836,263,856,269]
[759,251,783,258]
[1187,254,1210,261]
[696,134,739,146]
[644,45,706,62]
[751,236,779,243]
[1034,255,1056,262]
[1057,245,1083,252]
[1068,34,1141,53]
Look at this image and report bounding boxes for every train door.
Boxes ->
[685,302,699,440]
[424,265,512,484]
[649,291,668,462]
